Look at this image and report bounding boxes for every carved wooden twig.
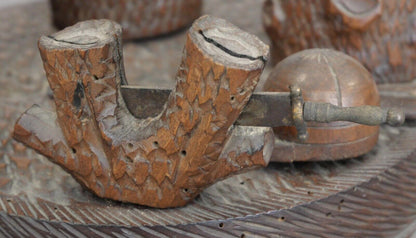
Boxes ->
[13,17,272,208]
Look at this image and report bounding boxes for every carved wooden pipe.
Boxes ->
[13,17,273,208]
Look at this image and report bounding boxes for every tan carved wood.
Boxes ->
[13,17,273,208]
[2,2,416,236]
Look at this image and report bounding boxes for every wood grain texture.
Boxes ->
[13,17,272,208]
[2,126,416,237]
[50,0,203,40]
[263,0,416,84]
[2,2,416,237]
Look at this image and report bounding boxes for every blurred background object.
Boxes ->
[50,0,202,40]
[263,0,416,84]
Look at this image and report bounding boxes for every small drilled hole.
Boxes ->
[183,188,189,193]
[219,223,224,228]
[125,157,133,163]
[6,199,11,202]
[230,96,235,101]
[278,216,285,222]
[326,212,332,217]
[240,181,245,185]
[54,207,58,210]
[181,150,187,156]
[153,141,159,146]
[307,191,312,195]
[127,143,133,149]
[340,199,344,204]
[240,234,245,238]
[71,148,77,154]
[93,75,99,80]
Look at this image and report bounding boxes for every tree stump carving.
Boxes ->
[263,0,416,84]
[13,17,273,208]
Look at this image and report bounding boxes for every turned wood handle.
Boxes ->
[304,102,405,126]
[13,17,272,208]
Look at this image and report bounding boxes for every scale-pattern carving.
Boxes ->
[2,2,416,237]
[2,128,416,237]
[13,18,272,208]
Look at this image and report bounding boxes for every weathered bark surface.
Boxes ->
[13,17,272,208]
[263,0,416,84]
[50,0,202,40]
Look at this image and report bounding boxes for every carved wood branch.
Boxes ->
[13,17,273,208]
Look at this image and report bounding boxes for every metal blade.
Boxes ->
[236,91,293,127]
[121,85,293,127]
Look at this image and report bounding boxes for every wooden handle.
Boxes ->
[304,102,405,126]
[13,18,272,208]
